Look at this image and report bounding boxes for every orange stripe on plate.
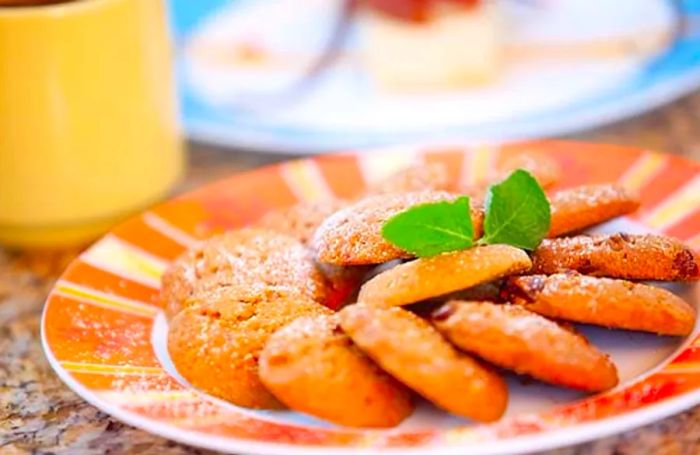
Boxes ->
[315,154,366,199]
[142,212,201,249]
[112,216,189,262]
[150,199,214,240]
[44,294,158,367]
[180,416,359,445]
[70,370,183,391]
[672,345,700,363]
[507,140,641,188]
[191,166,299,231]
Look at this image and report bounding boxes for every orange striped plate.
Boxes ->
[42,141,700,454]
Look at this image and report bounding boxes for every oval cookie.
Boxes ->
[312,191,484,265]
[339,303,508,422]
[168,287,331,409]
[504,273,696,336]
[432,301,619,392]
[531,234,700,281]
[358,245,531,306]
[548,184,640,237]
[161,228,328,318]
[259,314,414,427]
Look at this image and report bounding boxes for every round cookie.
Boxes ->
[168,286,331,409]
[161,228,328,318]
[547,184,639,237]
[531,234,700,281]
[504,273,696,336]
[254,199,348,245]
[432,301,619,392]
[312,191,484,265]
[339,303,507,422]
[259,314,414,427]
[358,245,531,307]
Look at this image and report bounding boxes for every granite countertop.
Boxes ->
[4,93,700,454]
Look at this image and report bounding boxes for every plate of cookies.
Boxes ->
[43,141,700,454]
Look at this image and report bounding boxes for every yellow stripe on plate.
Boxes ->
[279,159,335,202]
[54,280,158,318]
[97,390,200,406]
[686,336,700,348]
[358,145,421,186]
[460,145,496,188]
[61,361,165,376]
[80,235,168,288]
[658,361,700,375]
[642,174,700,230]
[618,152,667,191]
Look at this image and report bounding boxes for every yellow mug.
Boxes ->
[0,0,184,248]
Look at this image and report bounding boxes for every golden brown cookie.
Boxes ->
[254,200,348,245]
[547,184,640,237]
[531,234,700,281]
[161,229,328,318]
[259,314,414,427]
[504,273,696,336]
[366,162,452,195]
[168,287,331,409]
[312,191,483,265]
[340,304,508,422]
[431,301,619,392]
[339,304,508,422]
[254,201,368,310]
[357,245,531,306]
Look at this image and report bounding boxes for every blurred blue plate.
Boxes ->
[170,0,700,153]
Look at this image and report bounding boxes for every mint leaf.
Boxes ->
[381,196,474,257]
[479,169,551,250]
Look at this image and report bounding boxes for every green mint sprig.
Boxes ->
[381,169,551,257]
[478,169,551,250]
[381,196,474,257]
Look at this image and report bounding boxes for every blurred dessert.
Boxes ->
[358,0,502,89]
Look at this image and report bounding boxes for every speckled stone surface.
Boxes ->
[3,93,700,454]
